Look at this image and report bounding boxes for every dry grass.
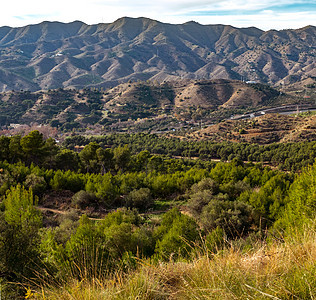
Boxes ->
[33,221,316,300]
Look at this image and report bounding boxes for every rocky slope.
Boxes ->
[0,18,315,91]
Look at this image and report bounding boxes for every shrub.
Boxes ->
[126,188,153,210]
[24,173,47,195]
[50,170,85,192]
[274,163,316,234]
[71,190,98,209]
[154,208,199,260]
[0,185,42,295]
[187,190,214,216]
[190,178,219,194]
[200,199,255,238]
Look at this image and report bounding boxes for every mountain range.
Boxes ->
[0,17,315,92]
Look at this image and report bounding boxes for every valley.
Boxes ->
[0,17,315,300]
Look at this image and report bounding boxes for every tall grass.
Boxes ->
[33,220,316,299]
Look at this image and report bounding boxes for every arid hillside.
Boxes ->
[0,79,289,131]
[0,17,315,91]
[190,112,316,144]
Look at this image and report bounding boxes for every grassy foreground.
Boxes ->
[31,221,316,300]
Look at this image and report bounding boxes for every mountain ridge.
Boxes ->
[0,17,315,92]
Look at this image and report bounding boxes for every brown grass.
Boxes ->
[32,220,316,299]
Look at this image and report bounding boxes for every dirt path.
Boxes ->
[37,206,68,215]
[37,206,168,221]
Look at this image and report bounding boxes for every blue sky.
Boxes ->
[1,0,315,30]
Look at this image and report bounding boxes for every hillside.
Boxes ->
[189,112,316,144]
[0,79,301,133]
[0,18,315,91]
[0,130,316,298]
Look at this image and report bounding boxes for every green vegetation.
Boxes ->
[64,132,316,171]
[0,131,315,298]
[35,221,316,300]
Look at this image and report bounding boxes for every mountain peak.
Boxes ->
[183,20,202,26]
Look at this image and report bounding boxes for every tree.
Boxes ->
[20,130,45,165]
[4,184,42,229]
[247,174,290,222]
[134,150,151,173]
[42,137,59,168]
[113,145,131,172]
[275,163,316,233]
[0,136,10,161]
[0,185,42,290]
[9,135,23,163]
[86,173,119,207]
[187,189,214,216]
[147,155,164,173]
[190,178,219,195]
[64,215,107,280]
[24,173,47,195]
[50,170,85,192]
[79,142,101,173]
[55,149,80,171]
[96,148,114,174]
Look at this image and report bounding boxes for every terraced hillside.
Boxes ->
[190,113,316,144]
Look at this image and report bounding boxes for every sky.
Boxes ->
[1,0,315,30]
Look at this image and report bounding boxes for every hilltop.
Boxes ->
[0,17,315,91]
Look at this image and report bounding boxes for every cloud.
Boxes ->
[194,11,316,30]
[0,0,315,30]
[13,14,57,22]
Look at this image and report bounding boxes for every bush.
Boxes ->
[187,190,214,216]
[24,173,47,195]
[126,188,153,210]
[71,190,98,209]
[86,173,119,208]
[50,170,85,192]
[190,178,219,194]
[200,199,256,238]
[154,208,199,260]
[274,163,316,234]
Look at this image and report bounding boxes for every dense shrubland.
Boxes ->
[0,130,315,298]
